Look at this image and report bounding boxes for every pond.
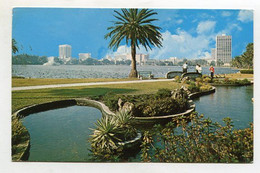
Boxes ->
[22,105,102,162]
[21,85,253,162]
[193,85,253,129]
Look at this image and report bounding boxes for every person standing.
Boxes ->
[198,65,202,74]
[183,62,188,73]
[195,64,199,73]
[209,65,214,79]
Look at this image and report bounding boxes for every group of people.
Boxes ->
[182,62,215,78]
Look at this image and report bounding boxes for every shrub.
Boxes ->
[240,78,251,85]
[188,82,200,93]
[200,84,212,92]
[155,88,172,99]
[103,93,120,111]
[174,75,180,82]
[195,77,203,83]
[12,116,30,157]
[141,113,253,163]
[240,69,253,74]
[203,77,211,83]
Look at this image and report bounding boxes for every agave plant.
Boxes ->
[113,109,137,141]
[90,116,122,154]
[114,109,133,127]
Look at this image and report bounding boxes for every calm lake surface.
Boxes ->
[193,85,253,129]
[22,105,102,162]
[12,65,239,78]
[22,86,253,162]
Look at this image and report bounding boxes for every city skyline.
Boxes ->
[12,8,253,60]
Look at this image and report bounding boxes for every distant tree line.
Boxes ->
[231,43,253,69]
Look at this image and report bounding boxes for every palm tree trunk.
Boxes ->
[129,41,138,78]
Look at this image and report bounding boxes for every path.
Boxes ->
[12,79,173,91]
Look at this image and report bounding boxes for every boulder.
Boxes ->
[121,102,135,112]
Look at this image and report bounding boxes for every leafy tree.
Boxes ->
[105,9,163,78]
[241,43,253,69]
[217,59,224,66]
[210,60,216,66]
[12,39,19,54]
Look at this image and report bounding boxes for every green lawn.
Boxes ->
[12,81,182,113]
[12,78,138,87]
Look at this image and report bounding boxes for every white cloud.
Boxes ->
[196,21,216,34]
[221,11,232,17]
[238,10,253,22]
[106,19,242,60]
[176,19,183,24]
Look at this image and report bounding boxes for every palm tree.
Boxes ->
[105,9,163,78]
[12,39,19,54]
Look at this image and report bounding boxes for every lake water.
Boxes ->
[22,105,102,162]
[12,65,239,78]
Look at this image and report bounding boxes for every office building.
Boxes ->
[59,44,72,61]
[211,48,216,60]
[79,53,91,62]
[215,34,232,64]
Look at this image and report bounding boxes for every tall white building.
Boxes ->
[211,48,216,60]
[216,34,232,64]
[59,44,72,61]
[79,53,91,62]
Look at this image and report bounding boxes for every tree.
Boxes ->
[217,59,224,66]
[105,9,163,78]
[241,43,253,69]
[12,39,19,54]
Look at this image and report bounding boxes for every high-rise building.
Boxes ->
[211,48,216,60]
[79,53,91,62]
[59,44,72,61]
[215,34,232,64]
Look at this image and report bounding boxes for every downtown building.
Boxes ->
[212,34,232,66]
[59,44,72,62]
[79,53,91,62]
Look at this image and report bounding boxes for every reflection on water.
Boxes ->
[22,106,102,162]
[193,85,253,129]
[12,65,239,78]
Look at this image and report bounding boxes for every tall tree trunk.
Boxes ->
[129,41,138,78]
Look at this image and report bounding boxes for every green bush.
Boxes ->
[12,116,29,157]
[134,97,187,117]
[155,88,172,99]
[200,84,212,92]
[103,93,120,111]
[240,69,253,74]
[141,113,253,163]
[174,75,180,82]
[188,82,200,93]
[203,77,212,83]
[240,78,251,85]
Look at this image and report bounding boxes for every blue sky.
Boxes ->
[12,8,253,60]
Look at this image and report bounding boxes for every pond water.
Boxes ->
[22,105,102,162]
[193,85,253,129]
[21,85,253,162]
[12,65,238,79]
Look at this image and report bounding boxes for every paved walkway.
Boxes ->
[12,79,173,91]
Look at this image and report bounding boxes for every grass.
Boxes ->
[225,73,253,80]
[12,78,138,87]
[12,81,182,113]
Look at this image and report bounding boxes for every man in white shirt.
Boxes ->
[183,62,188,73]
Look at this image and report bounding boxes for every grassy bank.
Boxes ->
[12,78,138,87]
[12,81,182,112]
[225,73,253,80]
